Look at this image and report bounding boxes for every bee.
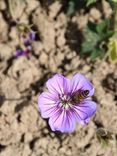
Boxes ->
[72,90,89,103]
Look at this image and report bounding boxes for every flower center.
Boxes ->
[60,94,72,109]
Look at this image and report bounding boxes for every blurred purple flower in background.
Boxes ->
[15,46,32,58]
[15,29,35,58]
[15,49,25,57]
[21,30,36,46]
[38,74,97,133]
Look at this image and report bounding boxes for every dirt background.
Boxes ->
[0,0,117,156]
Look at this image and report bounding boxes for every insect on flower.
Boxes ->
[38,74,97,133]
[72,90,89,103]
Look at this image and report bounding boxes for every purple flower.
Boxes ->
[38,74,96,133]
[21,31,36,46]
[29,31,36,41]
[15,49,25,57]
[15,46,32,58]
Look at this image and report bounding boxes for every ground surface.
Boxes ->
[0,0,117,156]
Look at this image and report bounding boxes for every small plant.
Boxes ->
[7,0,36,57]
[15,23,36,57]
[81,19,114,60]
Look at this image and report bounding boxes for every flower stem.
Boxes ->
[113,2,117,37]
[8,0,14,20]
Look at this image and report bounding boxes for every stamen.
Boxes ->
[60,94,72,109]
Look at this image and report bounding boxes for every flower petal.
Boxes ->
[70,74,94,96]
[78,118,90,125]
[49,109,76,133]
[29,31,36,41]
[46,74,70,95]
[38,92,59,118]
[72,100,96,124]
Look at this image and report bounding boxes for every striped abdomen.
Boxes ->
[72,90,89,103]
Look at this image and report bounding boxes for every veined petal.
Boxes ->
[46,74,70,95]
[38,92,59,118]
[49,109,76,133]
[72,100,96,124]
[70,74,94,96]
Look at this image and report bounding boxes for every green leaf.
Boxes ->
[96,20,108,34]
[90,50,101,60]
[67,1,75,16]
[82,42,94,53]
[86,0,97,6]
[102,31,114,39]
[82,27,100,53]
[66,0,80,16]
[81,19,113,60]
